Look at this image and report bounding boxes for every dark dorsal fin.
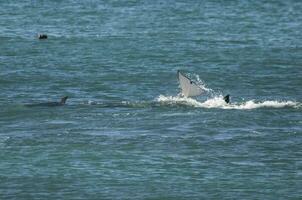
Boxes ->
[60,96,68,104]
[223,94,230,104]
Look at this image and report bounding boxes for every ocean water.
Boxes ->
[0,0,302,199]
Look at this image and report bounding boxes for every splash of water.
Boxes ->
[171,72,300,110]
[156,95,300,110]
[194,74,213,93]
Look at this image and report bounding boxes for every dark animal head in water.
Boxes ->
[38,34,48,39]
[223,94,230,104]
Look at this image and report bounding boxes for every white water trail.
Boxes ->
[157,95,300,110]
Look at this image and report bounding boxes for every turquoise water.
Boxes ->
[1,1,302,199]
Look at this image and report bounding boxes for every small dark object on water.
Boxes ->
[223,94,230,104]
[38,34,48,39]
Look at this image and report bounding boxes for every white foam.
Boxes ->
[157,95,300,110]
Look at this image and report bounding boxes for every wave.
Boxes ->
[156,95,300,110]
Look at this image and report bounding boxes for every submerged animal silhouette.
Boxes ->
[26,96,68,107]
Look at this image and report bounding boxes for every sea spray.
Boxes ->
[157,95,299,110]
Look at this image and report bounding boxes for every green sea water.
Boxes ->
[0,0,302,199]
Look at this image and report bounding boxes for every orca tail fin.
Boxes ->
[60,96,68,104]
[223,94,230,104]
